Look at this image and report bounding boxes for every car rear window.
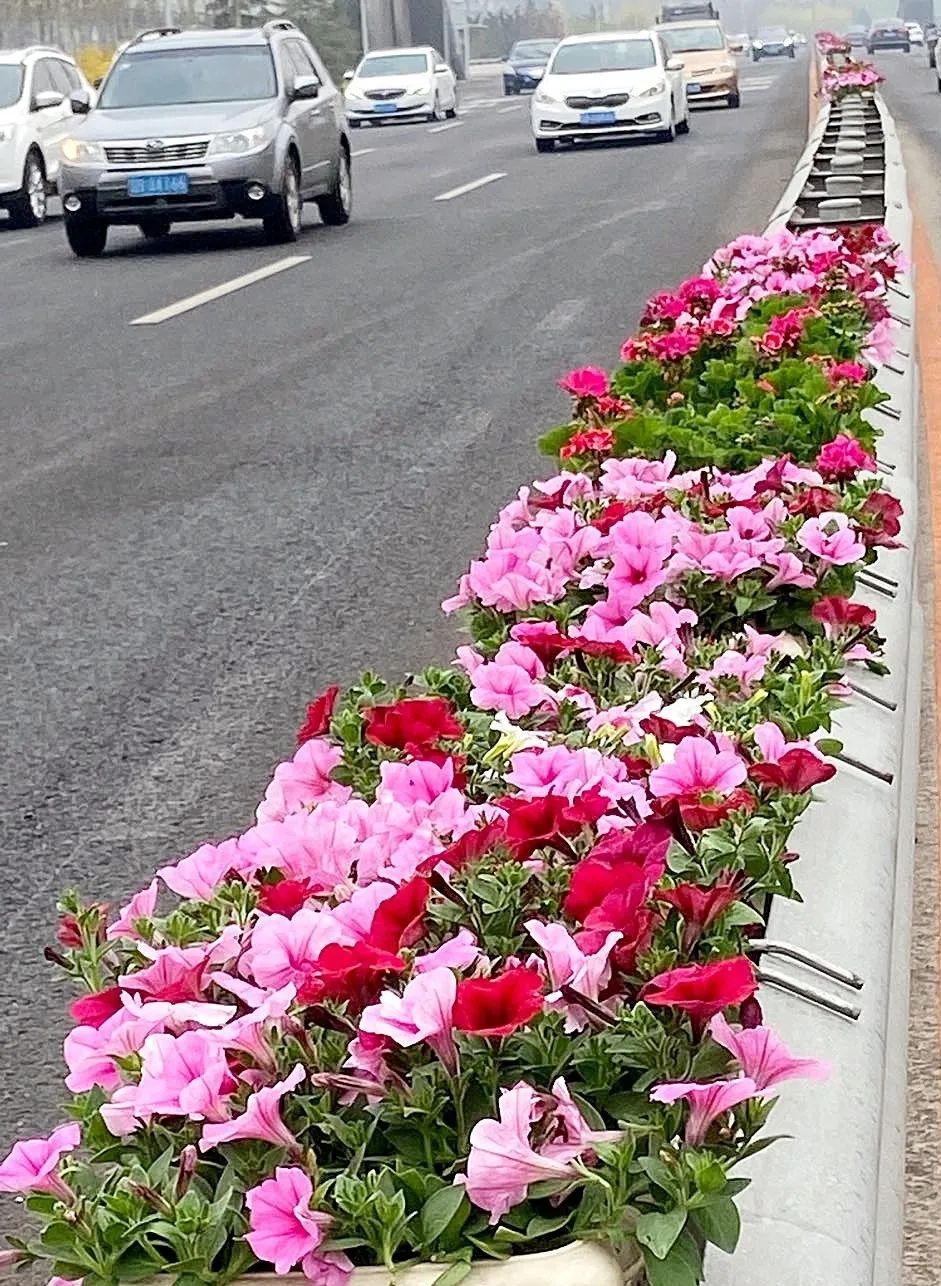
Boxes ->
[661,25,726,51]
[550,38,657,73]
[0,64,23,108]
[98,45,277,107]
[357,53,429,76]
[509,41,557,59]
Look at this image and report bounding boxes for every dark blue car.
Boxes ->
[503,38,559,94]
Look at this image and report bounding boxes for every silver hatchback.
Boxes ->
[58,20,351,256]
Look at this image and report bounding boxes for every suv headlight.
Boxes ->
[208,126,270,156]
[62,137,103,162]
[639,80,667,98]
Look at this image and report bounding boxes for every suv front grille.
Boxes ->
[104,139,210,165]
[565,94,630,108]
[364,88,406,100]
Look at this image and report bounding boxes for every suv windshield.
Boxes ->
[98,46,277,108]
[509,40,557,59]
[357,53,429,77]
[661,25,725,51]
[0,65,24,108]
[551,38,657,73]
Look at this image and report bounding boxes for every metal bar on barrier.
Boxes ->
[757,966,862,1020]
[834,750,894,785]
[858,572,897,597]
[865,567,899,587]
[872,403,902,420]
[751,939,864,989]
[847,680,899,712]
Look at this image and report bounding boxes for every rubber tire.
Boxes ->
[427,95,444,123]
[6,150,47,229]
[676,110,690,134]
[658,112,677,142]
[445,100,458,118]
[788,47,795,57]
[535,137,555,152]
[728,89,741,107]
[752,50,761,60]
[316,149,352,226]
[263,156,301,245]
[65,216,108,257]
[139,217,171,240]
[937,74,941,90]
[350,118,362,128]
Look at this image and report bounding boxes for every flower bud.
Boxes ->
[175,1145,198,1199]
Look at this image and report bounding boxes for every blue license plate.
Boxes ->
[687,82,702,93]
[374,102,398,114]
[127,172,189,197]
[580,110,616,125]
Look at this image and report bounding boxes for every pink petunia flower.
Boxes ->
[648,737,748,800]
[709,1014,831,1090]
[132,1030,236,1123]
[470,661,546,719]
[650,1078,760,1145]
[200,1064,305,1153]
[797,512,867,566]
[0,1124,80,1201]
[245,1167,334,1277]
[525,920,620,1031]
[256,738,351,825]
[359,967,457,1073]
[106,880,159,941]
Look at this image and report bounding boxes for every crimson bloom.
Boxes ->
[454,967,544,1037]
[641,956,757,1035]
[256,878,317,917]
[564,822,671,922]
[417,819,509,875]
[656,876,741,953]
[296,685,340,745]
[858,490,903,546]
[500,790,609,861]
[363,697,464,751]
[811,595,877,634]
[367,876,430,953]
[69,986,124,1029]
[749,749,837,794]
[297,942,406,1009]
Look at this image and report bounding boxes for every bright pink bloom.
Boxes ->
[359,967,457,1072]
[245,1167,333,1276]
[815,434,876,481]
[525,920,619,1031]
[650,1078,760,1145]
[413,929,481,974]
[827,360,869,386]
[119,945,211,1002]
[106,880,159,941]
[797,512,867,566]
[200,1064,305,1152]
[470,660,546,719]
[559,366,609,399]
[709,1014,831,1090]
[159,844,235,902]
[256,738,350,825]
[133,1030,236,1122]
[243,909,352,991]
[0,1124,80,1201]
[648,737,748,800]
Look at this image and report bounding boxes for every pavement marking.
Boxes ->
[352,147,375,157]
[434,172,507,201]
[497,104,522,114]
[0,236,30,249]
[428,121,464,134]
[534,298,588,333]
[129,255,311,326]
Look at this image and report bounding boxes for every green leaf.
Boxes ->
[421,1186,469,1247]
[432,1262,473,1286]
[695,1197,741,1253]
[642,1245,698,1286]
[635,1208,687,1260]
[526,1213,573,1238]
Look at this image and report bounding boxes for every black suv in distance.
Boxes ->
[58,21,351,256]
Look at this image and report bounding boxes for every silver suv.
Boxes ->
[58,21,351,257]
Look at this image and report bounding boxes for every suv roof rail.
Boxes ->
[22,44,67,57]
[263,18,299,33]
[128,26,183,45]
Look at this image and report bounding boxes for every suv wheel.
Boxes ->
[427,94,444,122]
[263,156,302,244]
[317,149,352,226]
[139,217,172,240]
[65,216,108,258]
[7,151,47,229]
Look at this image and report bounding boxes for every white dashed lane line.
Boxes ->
[428,121,464,134]
[129,255,311,325]
[351,147,375,157]
[434,172,507,202]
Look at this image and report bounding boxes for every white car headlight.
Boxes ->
[639,80,667,98]
[61,137,103,163]
[208,126,269,156]
[752,40,764,48]
[534,86,561,104]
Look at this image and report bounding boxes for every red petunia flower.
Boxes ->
[417,819,509,876]
[673,786,755,833]
[297,942,406,1010]
[367,877,431,953]
[811,595,877,632]
[500,790,610,861]
[256,878,317,917]
[363,697,464,752]
[69,986,124,1029]
[641,956,757,1034]
[453,966,544,1037]
[296,685,340,745]
[749,749,837,794]
[656,875,741,952]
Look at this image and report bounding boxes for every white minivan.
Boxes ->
[531,30,689,152]
[344,46,458,126]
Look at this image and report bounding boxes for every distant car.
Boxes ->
[659,20,739,107]
[531,29,690,152]
[58,21,352,257]
[503,38,558,94]
[867,19,910,50]
[845,24,869,47]
[905,20,925,43]
[344,46,457,125]
[0,44,94,228]
[728,32,750,53]
[752,27,795,59]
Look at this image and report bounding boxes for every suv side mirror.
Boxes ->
[434,62,449,73]
[665,57,685,70]
[70,89,92,114]
[291,74,320,100]
[32,88,64,111]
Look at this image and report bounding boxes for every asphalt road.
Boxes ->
[0,60,807,1149]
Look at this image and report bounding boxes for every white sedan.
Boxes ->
[344,46,458,126]
[531,31,690,152]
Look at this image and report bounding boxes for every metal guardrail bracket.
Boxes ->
[834,750,895,785]
[751,938,864,990]
[857,572,897,598]
[757,966,862,1020]
[847,680,899,712]
[872,403,902,420]
[864,567,899,588]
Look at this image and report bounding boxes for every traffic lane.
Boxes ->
[0,59,808,1151]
